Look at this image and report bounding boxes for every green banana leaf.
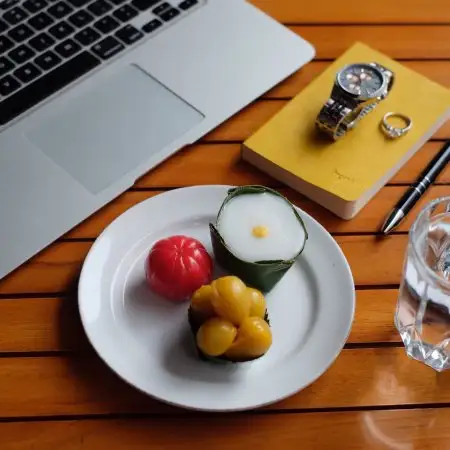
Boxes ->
[210,185,308,293]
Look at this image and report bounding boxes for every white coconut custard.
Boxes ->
[217,192,307,263]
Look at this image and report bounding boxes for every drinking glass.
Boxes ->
[396,197,450,371]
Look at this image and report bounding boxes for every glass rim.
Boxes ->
[411,196,450,288]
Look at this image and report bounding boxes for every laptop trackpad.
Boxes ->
[26,64,204,194]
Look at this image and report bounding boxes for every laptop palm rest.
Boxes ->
[25,64,204,194]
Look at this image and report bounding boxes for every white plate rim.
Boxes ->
[78,185,355,412]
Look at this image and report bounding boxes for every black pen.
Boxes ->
[381,141,450,235]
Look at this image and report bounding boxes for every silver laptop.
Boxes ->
[0,0,314,279]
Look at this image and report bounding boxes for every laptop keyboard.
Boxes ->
[0,0,201,125]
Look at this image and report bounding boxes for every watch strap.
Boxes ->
[315,99,353,140]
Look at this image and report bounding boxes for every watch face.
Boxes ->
[337,64,384,97]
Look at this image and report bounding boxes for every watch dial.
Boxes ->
[338,64,384,97]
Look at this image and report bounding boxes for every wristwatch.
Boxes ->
[315,62,395,141]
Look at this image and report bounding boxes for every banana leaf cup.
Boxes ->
[210,186,308,293]
[188,306,270,364]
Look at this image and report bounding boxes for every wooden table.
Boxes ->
[3,1,450,448]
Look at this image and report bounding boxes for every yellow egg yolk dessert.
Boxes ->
[210,276,250,326]
[190,284,215,322]
[224,317,272,360]
[196,317,237,357]
[252,225,269,238]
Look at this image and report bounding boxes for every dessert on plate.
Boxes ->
[210,185,308,292]
[145,235,213,302]
[188,275,272,363]
[144,185,309,365]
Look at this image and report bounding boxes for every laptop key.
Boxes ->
[0,0,19,10]
[23,0,48,13]
[29,32,55,51]
[0,34,14,52]
[0,51,100,125]
[178,0,197,10]
[152,2,170,14]
[35,49,61,70]
[142,18,161,33]
[54,37,80,57]
[0,55,13,75]
[0,19,8,31]
[8,23,34,42]
[3,6,28,25]
[130,0,159,12]
[94,15,119,34]
[113,5,138,22]
[159,8,179,21]
[13,61,41,82]
[28,11,54,30]
[47,1,73,19]
[48,20,74,39]
[0,73,20,95]
[74,26,100,45]
[8,43,35,63]
[68,9,93,28]
[91,35,123,59]
[87,0,112,16]
[115,24,142,44]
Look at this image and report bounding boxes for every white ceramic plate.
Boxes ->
[78,186,355,412]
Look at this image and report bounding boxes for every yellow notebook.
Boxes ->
[242,43,450,219]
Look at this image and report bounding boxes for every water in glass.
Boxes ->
[396,197,450,371]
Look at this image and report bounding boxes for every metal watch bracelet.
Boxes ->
[316,63,394,141]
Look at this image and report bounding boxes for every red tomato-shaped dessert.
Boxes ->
[146,235,213,302]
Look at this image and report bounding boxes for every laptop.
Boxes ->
[0,0,315,280]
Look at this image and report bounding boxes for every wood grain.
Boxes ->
[0,289,399,353]
[133,142,450,189]
[204,100,450,142]
[63,185,449,240]
[2,347,450,417]
[0,236,406,295]
[3,408,450,450]
[0,242,91,295]
[266,61,450,99]
[0,297,85,353]
[351,290,398,343]
[3,1,450,440]
[290,25,450,60]
[250,0,450,24]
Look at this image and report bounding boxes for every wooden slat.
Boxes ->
[2,408,450,449]
[294,185,450,234]
[0,236,406,294]
[351,290,398,343]
[1,347,450,417]
[265,61,450,99]
[0,289,399,353]
[250,0,450,24]
[0,242,91,295]
[0,297,86,353]
[133,142,450,189]
[64,185,449,240]
[394,142,450,184]
[204,100,450,142]
[134,144,274,188]
[289,25,450,60]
